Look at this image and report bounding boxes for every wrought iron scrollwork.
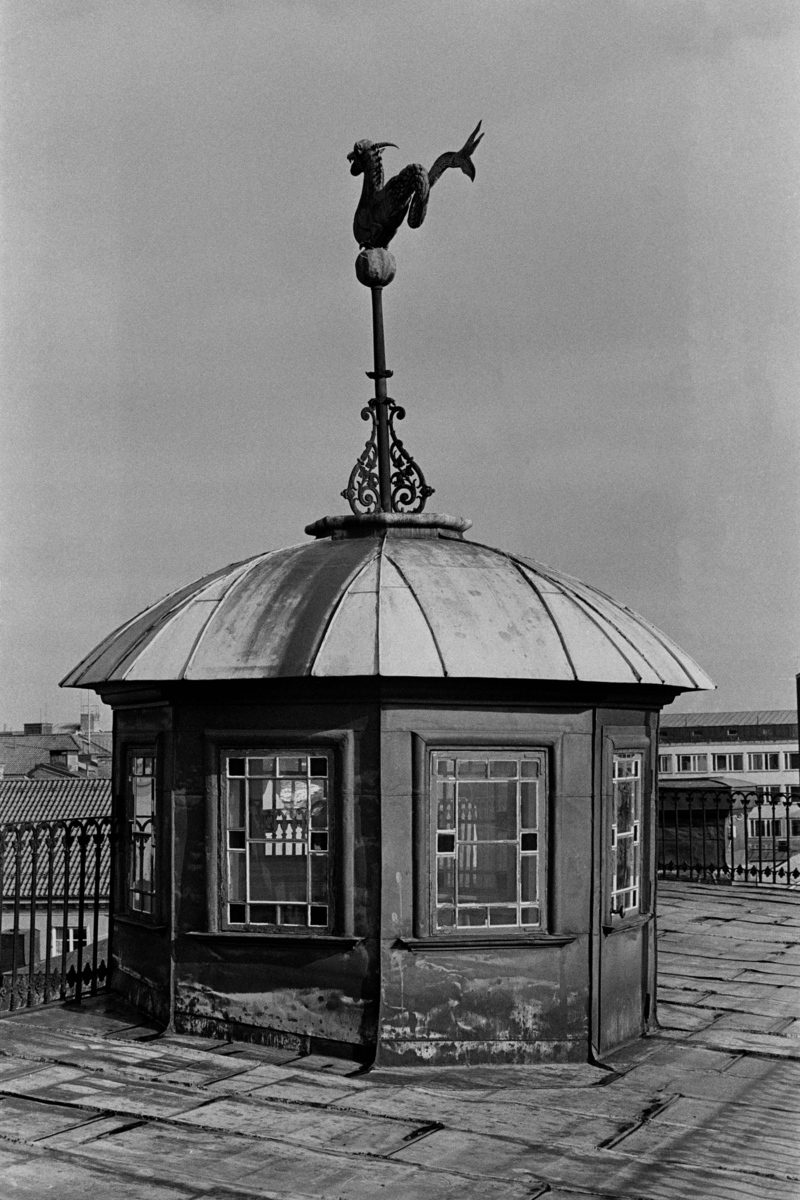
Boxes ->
[342,397,434,515]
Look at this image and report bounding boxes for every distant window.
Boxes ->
[432,752,546,931]
[791,820,800,838]
[713,753,744,772]
[749,818,783,838]
[126,752,157,917]
[658,755,672,774]
[757,785,784,802]
[785,752,799,771]
[223,752,331,931]
[51,926,87,956]
[748,753,780,772]
[677,754,707,773]
[727,729,738,737]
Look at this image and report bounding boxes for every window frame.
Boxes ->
[119,743,159,923]
[429,748,548,936]
[410,734,565,945]
[204,730,355,939]
[602,730,652,931]
[220,747,335,935]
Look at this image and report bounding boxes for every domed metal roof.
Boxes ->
[61,515,713,691]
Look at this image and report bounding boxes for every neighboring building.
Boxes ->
[0,720,112,779]
[0,777,111,974]
[658,711,800,879]
[659,710,799,798]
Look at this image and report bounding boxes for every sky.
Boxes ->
[1,0,799,729]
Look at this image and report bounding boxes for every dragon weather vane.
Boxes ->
[342,122,483,516]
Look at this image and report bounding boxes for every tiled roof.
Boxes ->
[662,710,797,728]
[0,731,111,779]
[0,778,111,826]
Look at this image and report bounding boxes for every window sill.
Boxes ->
[114,914,168,932]
[395,933,577,952]
[602,912,652,935]
[185,931,363,948]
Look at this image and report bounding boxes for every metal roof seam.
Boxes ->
[180,551,283,680]
[383,545,449,677]
[501,557,579,681]
[606,600,711,689]
[548,576,666,684]
[548,584,647,683]
[375,540,384,677]
[308,549,382,676]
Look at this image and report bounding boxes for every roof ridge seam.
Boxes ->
[180,552,280,680]
[383,548,448,677]
[504,558,579,682]
[308,548,382,676]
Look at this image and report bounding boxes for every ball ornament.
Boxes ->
[355,248,396,288]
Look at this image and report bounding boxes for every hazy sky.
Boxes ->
[2,0,799,728]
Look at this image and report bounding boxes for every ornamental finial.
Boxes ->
[342,123,483,516]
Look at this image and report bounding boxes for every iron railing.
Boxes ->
[658,788,800,887]
[0,817,113,1012]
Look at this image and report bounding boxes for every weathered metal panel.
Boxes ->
[377,558,443,677]
[386,541,575,679]
[312,557,380,676]
[539,592,640,684]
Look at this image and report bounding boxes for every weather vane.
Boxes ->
[341,122,483,515]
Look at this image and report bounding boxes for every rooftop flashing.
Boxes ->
[305,512,472,540]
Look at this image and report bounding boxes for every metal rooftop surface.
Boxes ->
[62,516,713,691]
[661,710,797,727]
[0,882,798,1199]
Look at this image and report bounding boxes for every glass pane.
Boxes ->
[228,759,245,777]
[249,904,277,923]
[278,757,306,776]
[521,832,537,852]
[281,904,306,925]
[458,781,516,840]
[229,903,246,922]
[436,758,455,777]
[134,778,154,818]
[520,782,538,829]
[310,781,328,828]
[458,842,516,904]
[614,779,639,833]
[437,857,455,904]
[249,845,307,902]
[520,760,540,778]
[437,781,455,829]
[309,905,328,926]
[521,854,538,903]
[310,856,327,903]
[228,830,245,849]
[228,851,246,902]
[457,759,487,778]
[309,757,328,777]
[437,833,455,853]
[488,907,517,925]
[615,837,636,893]
[488,760,518,778]
[227,779,246,827]
[248,779,272,838]
[436,906,455,928]
[521,906,540,925]
[310,832,328,852]
[457,907,488,926]
[247,758,274,776]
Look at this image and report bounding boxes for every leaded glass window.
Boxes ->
[610,753,642,917]
[224,752,331,929]
[433,752,545,931]
[127,752,156,916]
